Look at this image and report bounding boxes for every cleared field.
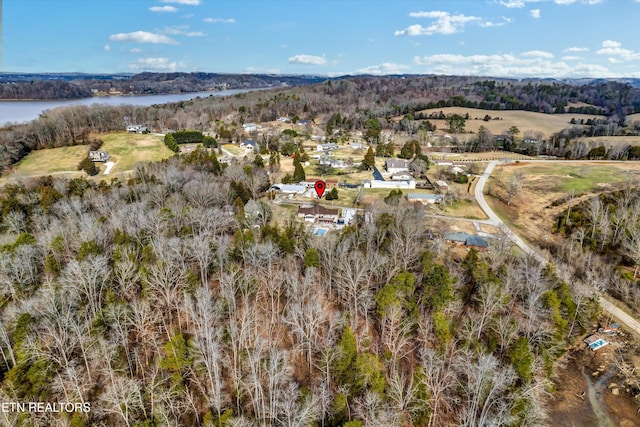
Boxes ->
[222,144,244,156]
[440,198,488,220]
[101,133,175,173]
[497,161,631,193]
[10,145,88,176]
[414,107,605,138]
[2,132,175,179]
[485,161,640,247]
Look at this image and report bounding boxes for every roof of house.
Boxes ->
[391,172,413,178]
[270,184,306,193]
[297,205,339,216]
[407,193,442,201]
[445,232,488,247]
[385,159,409,169]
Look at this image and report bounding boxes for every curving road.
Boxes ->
[474,160,640,336]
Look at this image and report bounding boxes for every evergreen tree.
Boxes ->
[510,336,534,383]
[293,155,306,182]
[325,187,339,200]
[253,154,264,168]
[77,156,99,176]
[303,248,320,268]
[384,189,403,206]
[362,146,375,170]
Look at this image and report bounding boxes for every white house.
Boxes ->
[316,143,338,152]
[240,140,258,150]
[391,172,413,181]
[269,184,306,194]
[242,123,258,132]
[89,151,109,162]
[384,159,409,174]
[364,179,416,189]
[126,125,148,133]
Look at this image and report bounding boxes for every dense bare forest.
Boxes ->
[552,189,640,310]
[0,152,602,426]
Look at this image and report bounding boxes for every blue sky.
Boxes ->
[4,0,640,78]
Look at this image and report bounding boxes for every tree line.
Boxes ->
[0,73,324,100]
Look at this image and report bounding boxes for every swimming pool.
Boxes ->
[315,228,328,236]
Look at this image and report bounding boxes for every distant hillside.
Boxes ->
[0,72,326,100]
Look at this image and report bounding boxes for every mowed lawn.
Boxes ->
[498,162,631,193]
[11,145,88,176]
[413,107,605,139]
[101,132,175,173]
[5,132,175,178]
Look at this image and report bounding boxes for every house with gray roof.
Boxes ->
[445,232,489,250]
[385,159,409,174]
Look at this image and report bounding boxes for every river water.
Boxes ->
[0,88,255,127]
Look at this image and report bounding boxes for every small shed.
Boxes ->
[584,335,609,351]
[407,193,442,204]
[436,180,449,192]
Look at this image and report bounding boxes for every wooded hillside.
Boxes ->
[0,152,600,425]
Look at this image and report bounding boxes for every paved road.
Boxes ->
[475,160,640,336]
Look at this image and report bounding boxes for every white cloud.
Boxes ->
[531,9,541,18]
[602,40,621,48]
[521,50,554,58]
[500,0,601,6]
[130,57,186,72]
[412,51,614,78]
[244,66,282,74]
[596,40,640,61]
[499,0,542,7]
[109,31,178,45]
[162,25,205,37]
[103,44,111,51]
[395,11,480,36]
[562,55,581,60]
[288,55,327,65]
[355,63,411,75]
[481,17,513,27]
[555,0,602,3]
[203,17,236,24]
[150,6,178,12]
[564,46,588,52]
[159,0,200,5]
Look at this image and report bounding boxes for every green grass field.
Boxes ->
[11,145,88,176]
[499,162,629,193]
[222,144,244,156]
[414,107,604,139]
[3,132,175,179]
[101,133,175,173]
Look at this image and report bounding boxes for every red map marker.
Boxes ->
[314,180,326,198]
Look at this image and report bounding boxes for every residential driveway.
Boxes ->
[103,161,115,174]
[475,160,640,336]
